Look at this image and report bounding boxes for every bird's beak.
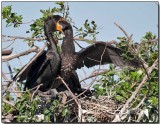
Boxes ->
[56,18,65,35]
[56,21,64,34]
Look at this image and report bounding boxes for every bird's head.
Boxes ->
[44,15,72,37]
[54,16,72,36]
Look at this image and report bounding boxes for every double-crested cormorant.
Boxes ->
[13,15,82,93]
[50,16,141,88]
[13,35,60,91]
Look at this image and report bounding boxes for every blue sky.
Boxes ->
[2,2,158,87]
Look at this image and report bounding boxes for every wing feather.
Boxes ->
[13,50,47,81]
[76,42,141,69]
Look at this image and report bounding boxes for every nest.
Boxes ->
[74,96,118,122]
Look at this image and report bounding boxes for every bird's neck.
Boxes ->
[62,29,75,54]
[46,33,58,52]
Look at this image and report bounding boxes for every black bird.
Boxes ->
[50,16,141,88]
[13,38,60,92]
[13,15,82,93]
[44,15,82,93]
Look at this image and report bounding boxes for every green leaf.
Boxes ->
[93,84,100,90]
[62,108,69,117]
[115,95,124,101]
[120,90,128,98]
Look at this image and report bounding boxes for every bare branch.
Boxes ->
[2,35,46,42]
[2,72,19,97]
[2,35,119,45]
[2,46,39,62]
[58,76,82,121]
[80,69,109,83]
[16,20,34,24]
[114,22,130,40]
[5,61,13,79]
[2,99,15,107]
[31,84,43,101]
[57,76,79,106]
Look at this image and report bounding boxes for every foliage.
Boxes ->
[74,19,99,43]
[2,5,23,27]
[2,90,71,122]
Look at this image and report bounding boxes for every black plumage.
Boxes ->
[51,17,141,88]
[13,15,82,93]
[13,37,60,91]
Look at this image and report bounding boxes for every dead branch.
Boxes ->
[2,35,45,42]
[2,46,39,62]
[74,40,84,49]
[80,69,109,83]
[2,99,15,107]
[31,84,43,101]
[57,76,82,121]
[114,22,130,40]
[2,72,21,97]
[2,35,119,45]
[5,61,13,79]
[57,76,80,106]
[114,22,152,104]
[2,72,13,94]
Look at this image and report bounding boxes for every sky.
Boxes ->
[2,2,158,88]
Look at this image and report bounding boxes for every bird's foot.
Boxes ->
[37,89,58,100]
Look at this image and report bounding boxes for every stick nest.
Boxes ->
[73,95,118,122]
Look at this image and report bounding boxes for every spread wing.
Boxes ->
[76,42,141,69]
[13,50,47,82]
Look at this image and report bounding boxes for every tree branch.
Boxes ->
[80,69,109,83]
[2,35,119,45]
[2,46,39,62]
[2,35,46,42]
[114,22,130,40]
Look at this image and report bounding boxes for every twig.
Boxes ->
[2,35,119,45]
[114,22,130,40]
[16,20,34,24]
[132,96,146,111]
[2,72,13,94]
[31,84,43,101]
[57,76,80,106]
[74,40,84,49]
[80,69,109,83]
[2,99,15,107]
[2,35,45,42]
[58,76,82,121]
[2,46,39,61]
[5,61,13,79]
[2,72,21,97]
